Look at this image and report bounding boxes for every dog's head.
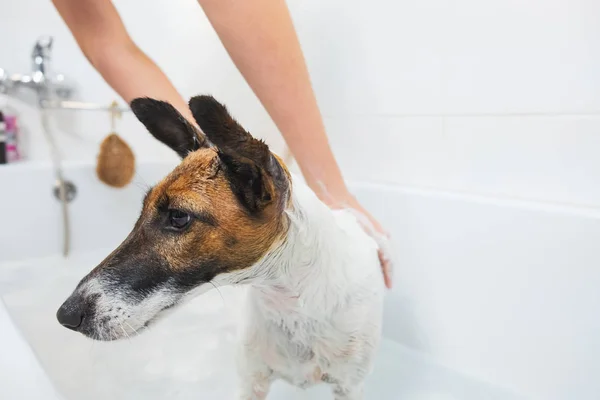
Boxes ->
[56,95,291,340]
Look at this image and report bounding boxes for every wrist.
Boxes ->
[306,179,353,208]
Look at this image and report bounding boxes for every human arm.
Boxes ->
[197,0,393,287]
[52,0,195,123]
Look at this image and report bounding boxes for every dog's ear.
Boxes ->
[188,95,266,159]
[189,95,288,213]
[130,98,208,159]
[216,149,276,213]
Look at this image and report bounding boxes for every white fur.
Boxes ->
[215,174,385,399]
[75,277,181,340]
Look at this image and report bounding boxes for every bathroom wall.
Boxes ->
[0,0,286,165]
[2,0,598,207]
[293,0,600,209]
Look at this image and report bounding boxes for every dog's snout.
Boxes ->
[56,295,86,331]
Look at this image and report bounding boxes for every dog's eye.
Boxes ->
[168,210,191,230]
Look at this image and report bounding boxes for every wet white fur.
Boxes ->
[81,173,384,399]
[215,174,385,399]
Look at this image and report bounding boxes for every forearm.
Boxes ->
[198,0,349,201]
[52,0,193,123]
[88,44,195,123]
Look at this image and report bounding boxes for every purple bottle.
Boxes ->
[4,115,19,162]
[0,111,6,165]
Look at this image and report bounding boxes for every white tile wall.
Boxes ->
[295,0,600,116]
[442,116,600,207]
[328,115,600,207]
[1,0,598,206]
[291,0,600,207]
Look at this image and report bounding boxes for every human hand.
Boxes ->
[321,191,394,289]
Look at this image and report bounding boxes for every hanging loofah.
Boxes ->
[96,133,135,188]
[96,101,135,188]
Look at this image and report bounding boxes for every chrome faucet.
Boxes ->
[0,36,73,99]
[32,36,53,82]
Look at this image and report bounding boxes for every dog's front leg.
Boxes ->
[236,359,272,399]
[236,295,275,399]
[236,342,273,400]
[333,383,365,400]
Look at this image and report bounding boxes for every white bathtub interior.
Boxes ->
[1,161,598,400]
[0,249,521,400]
[0,299,62,400]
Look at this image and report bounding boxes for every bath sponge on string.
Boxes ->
[96,101,135,188]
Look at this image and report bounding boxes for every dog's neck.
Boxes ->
[234,175,378,313]
[261,179,345,284]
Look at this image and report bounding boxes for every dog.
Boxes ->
[56,95,385,399]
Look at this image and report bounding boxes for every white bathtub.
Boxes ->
[0,161,597,400]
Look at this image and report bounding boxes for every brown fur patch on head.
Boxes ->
[141,148,288,277]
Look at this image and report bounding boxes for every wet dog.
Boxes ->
[57,95,384,399]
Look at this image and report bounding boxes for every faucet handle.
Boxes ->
[33,36,53,59]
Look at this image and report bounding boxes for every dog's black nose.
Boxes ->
[56,297,85,330]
